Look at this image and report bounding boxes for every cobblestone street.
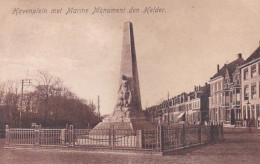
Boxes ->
[1,128,260,164]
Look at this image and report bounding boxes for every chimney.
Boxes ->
[217,64,219,73]
[237,53,242,59]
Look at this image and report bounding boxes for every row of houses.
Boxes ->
[145,44,260,127]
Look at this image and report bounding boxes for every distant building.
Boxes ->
[162,93,187,124]
[146,83,210,125]
[208,54,245,126]
[240,44,260,127]
[145,105,159,123]
[185,84,210,124]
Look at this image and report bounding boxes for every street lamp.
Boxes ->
[246,101,250,127]
[19,79,32,128]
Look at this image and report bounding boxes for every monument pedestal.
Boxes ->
[94,108,156,130]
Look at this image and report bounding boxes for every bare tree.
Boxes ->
[34,70,62,124]
[1,80,20,127]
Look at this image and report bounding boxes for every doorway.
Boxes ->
[231,109,235,125]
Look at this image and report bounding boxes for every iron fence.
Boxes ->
[5,124,223,153]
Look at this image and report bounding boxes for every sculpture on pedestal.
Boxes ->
[117,75,132,109]
[94,22,155,130]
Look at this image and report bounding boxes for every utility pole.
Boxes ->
[19,79,32,128]
[91,100,94,111]
[97,95,100,121]
[167,92,170,125]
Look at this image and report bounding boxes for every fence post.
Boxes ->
[136,130,143,149]
[221,123,224,139]
[210,123,214,141]
[60,129,65,145]
[5,125,9,145]
[198,124,201,143]
[108,126,111,148]
[35,125,39,146]
[69,125,74,148]
[182,124,186,147]
[156,125,160,152]
[110,125,114,149]
[159,125,164,152]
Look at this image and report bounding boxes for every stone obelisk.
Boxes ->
[94,22,155,130]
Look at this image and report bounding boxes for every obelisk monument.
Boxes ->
[94,22,155,130]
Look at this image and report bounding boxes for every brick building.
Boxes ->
[209,54,245,126]
[240,45,260,127]
[146,83,210,125]
[185,84,210,124]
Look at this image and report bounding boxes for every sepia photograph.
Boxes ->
[0,0,260,163]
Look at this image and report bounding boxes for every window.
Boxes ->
[256,104,260,119]
[244,68,249,80]
[259,62,260,75]
[252,105,255,120]
[226,110,230,121]
[243,105,246,120]
[251,83,257,99]
[251,65,257,78]
[244,85,249,100]
[234,74,240,85]
[226,91,229,96]
[225,79,229,88]
[236,109,241,120]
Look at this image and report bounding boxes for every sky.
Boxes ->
[1,0,260,115]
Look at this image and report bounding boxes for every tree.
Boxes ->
[34,70,63,125]
[0,70,100,128]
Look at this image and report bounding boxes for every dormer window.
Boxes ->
[225,79,229,88]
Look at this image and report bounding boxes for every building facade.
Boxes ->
[209,54,245,126]
[145,105,159,124]
[240,45,260,127]
[185,85,210,124]
[146,83,210,125]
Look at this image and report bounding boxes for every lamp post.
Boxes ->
[19,79,32,128]
[246,101,250,127]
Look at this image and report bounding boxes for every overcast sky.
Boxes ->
[1,0,260,115]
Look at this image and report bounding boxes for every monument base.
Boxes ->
[93,109,156,131]
[94,120,156,131]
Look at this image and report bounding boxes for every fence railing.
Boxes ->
[5,124,223,153]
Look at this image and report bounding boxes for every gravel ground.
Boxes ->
[1,128,260,164]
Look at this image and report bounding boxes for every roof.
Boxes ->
[244,46,260,64]
[200,84,209,93]
[210,57,245,80]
